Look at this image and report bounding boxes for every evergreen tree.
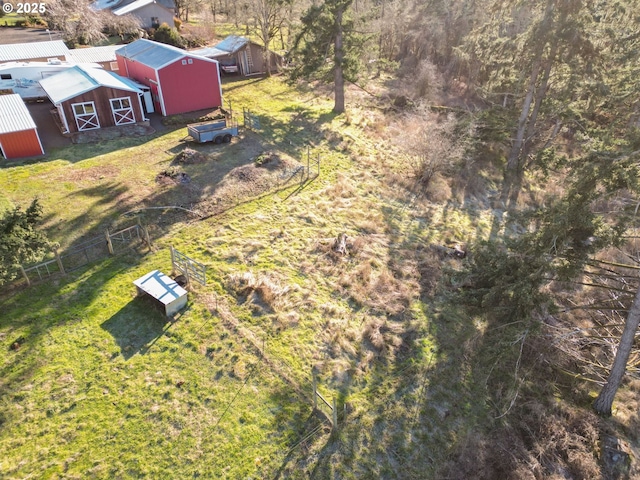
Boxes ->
[289,0,363,113]
[0,199,54,285]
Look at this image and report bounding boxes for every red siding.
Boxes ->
[158,59,221,116]
[116,56,160,112]
[116,53,222,116]
[117,56,158,86]
[0,129,43,159]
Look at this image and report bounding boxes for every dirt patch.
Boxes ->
[162,108,227,126]
[171,148,208,165]
[70,124,155,144]
[198,152,302,216]
[156,166,191,186]
[62,165,121,183]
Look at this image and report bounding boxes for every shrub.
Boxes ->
[153,23,185,48]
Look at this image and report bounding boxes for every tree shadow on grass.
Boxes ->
[100,297,170,360]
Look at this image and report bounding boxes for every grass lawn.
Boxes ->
[1,76,498,478]
[0,13,26,27]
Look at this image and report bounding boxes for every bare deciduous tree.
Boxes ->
[45,0,107,45]
[394,108,468,189]
[251,0,290,76]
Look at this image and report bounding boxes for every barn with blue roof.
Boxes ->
[39,65,147,134]
[115,39,222,116]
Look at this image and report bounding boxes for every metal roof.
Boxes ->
[133,270,187,306]
[116,39,217,70]
[39,65,141,104]
[212,35,250,54]
[67,45,120,64]
[90,0,124,10]
[0,40,70,63]
[113,0,155,15]
[0,94,37,134]
[189,45,228,58]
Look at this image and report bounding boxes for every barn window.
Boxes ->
[0,74,11,80]
[110,97,135,125]
[110,62,119,71]
[187,59,193,64]
[181,59,187,65]
[72,101,100,131]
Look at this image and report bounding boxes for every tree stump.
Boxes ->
[333,233,348,256]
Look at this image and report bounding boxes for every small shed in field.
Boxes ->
[133,270,188,317]
[39,65,146,134]
[191,35,283,76]
[116,39,222,116]
[0,94,45,159]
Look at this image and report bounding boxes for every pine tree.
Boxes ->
[0,199,54,285]
[289,0,363,113]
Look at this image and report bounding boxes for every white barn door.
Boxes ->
[110,97,135,125]
[72,101,100,131]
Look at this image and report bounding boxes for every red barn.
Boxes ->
[0,94,44,160]
[115,39,222,116]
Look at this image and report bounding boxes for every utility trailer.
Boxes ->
[187,120,238,144]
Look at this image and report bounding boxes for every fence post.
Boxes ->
[332,397,338,427]
[55,250,66,275]
[19,265,30,286]
[105,229,114,255]
[312,370,318,411]
[143,226,151,251]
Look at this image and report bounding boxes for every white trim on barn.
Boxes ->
[72,101,100,131]
[148,78,167,117]
[110,97,135,125]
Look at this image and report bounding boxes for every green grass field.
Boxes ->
[0,77,498,478]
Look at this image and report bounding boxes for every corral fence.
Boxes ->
[227,101,320,184]
[242,107,261,131]
[170,246,207,286]
[19,223,151,286]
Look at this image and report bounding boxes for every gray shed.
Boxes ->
[133,270,187,317]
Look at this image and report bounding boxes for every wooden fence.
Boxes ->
[19,223,150,286]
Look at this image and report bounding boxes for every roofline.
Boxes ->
[116,39,219,71]
[113,0,174,15]
[40,66,141,104]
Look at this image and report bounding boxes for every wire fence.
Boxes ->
[16,223,151,287]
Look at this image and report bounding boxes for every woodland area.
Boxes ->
[5,0,640,478]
